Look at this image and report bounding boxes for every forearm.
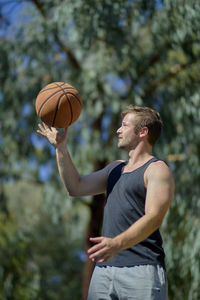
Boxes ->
[56,144,81,196]
[114,213,162,251]
[88,214,162,263]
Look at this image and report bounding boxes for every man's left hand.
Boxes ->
[87,236,120,263]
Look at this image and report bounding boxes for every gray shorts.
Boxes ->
[87,264,168,300]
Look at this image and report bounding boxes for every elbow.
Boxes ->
[68,188,83,197]
[64,177,82,197]
[147,213,164,231]
[68,190,74,197]
[153,215,165,230]
[155,218,163,230]
[68,189,78,197]
[146,209,166,231]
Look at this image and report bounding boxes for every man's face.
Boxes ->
[116,113,140,151]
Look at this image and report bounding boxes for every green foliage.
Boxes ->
[0,0,200,299]
[0,214,39,299]
[2,181,87,300]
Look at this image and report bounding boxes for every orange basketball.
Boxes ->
[35,82,82,128]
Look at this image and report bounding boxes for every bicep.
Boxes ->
[145,164,174,223]
[78,169,108,196]
[74,161,123,197]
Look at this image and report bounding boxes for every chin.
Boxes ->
[118,143,126,150]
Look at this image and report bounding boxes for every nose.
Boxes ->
[117,126,122,135]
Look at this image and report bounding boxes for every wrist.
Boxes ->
[56,143,68,154]
[113,235,124,252]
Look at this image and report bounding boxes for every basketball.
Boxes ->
[35,82,82,128]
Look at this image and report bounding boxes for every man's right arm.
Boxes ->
[56,144,113,197]
[37,122,120,197]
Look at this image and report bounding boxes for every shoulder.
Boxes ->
[148,160,172,175]
[145,160,174,187]
[106,160,125,176]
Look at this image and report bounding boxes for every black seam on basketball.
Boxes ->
[54,82,77,93]
[65,92,82,107]
[55,83,74,125]
[38,89,63,117]
[39,82,65,94]
[54,83,81,106]
[65,94,73,125]
[52,94,63,127]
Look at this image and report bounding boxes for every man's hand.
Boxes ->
[37,122,68,147]
[87,237,120,263]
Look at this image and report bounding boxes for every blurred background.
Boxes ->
[0,0,200,299]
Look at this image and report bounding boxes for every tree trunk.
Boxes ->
[81,190,106,300]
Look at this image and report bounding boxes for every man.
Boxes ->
[37,105,174,300]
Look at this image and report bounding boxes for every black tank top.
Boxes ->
[98,157,165,269]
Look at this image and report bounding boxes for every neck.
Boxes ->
[128,143,153,165]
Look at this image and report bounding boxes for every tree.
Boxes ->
[0,0,200,299]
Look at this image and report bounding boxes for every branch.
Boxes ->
[135,39,200,91]
[54,33,80,70]
[143,59,199,98]
[139,52,161,78]
[31,0,80,70]
[31,0,44,16]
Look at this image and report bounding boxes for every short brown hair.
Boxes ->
[121,105,163,146]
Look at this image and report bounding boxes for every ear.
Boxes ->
[139,126,149,138]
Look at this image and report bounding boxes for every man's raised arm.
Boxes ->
[37,123,118,197]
